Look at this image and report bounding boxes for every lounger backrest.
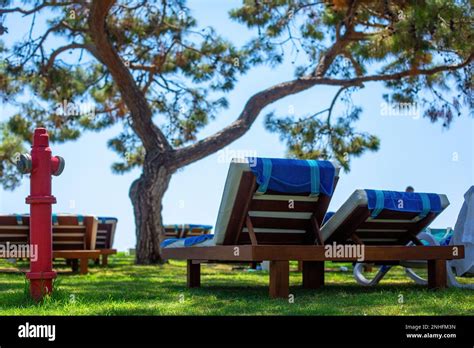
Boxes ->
[52,215,98,250]
[321,190,449,245]
[0,215,29,245]
[96,217,118,250]
[0,214,98,250]
[183,225,212,238]
[164,224,212,239]
[164,225,182,238]
[214,158,340,246]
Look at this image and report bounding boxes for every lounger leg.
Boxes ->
[79,258,88,275]
[94,258,100,265]
[428,260,447,289]
[71,259,79,272]
[297,261,303,272]
[187,260,201,288]
[102,255,109,267]
[302,261,324,289]
[269,261,289,299]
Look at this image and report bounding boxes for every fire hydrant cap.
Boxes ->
[16,153,32,174]
[34,128,49,147]
[52,156,65,176]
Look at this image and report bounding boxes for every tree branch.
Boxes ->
[42,43,94,73]
[343,51,364,76]
[171,54,472,170]
[88,0,172,154]
[0,2,75,15]
[313,0,361,77]
[327,85,351,126]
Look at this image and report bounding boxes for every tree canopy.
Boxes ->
[0,0,472,184]
[0,0,472,262]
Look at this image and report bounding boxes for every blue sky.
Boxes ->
[1,1,472,251]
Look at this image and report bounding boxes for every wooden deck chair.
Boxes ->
[0,214,100,274]
[162,157,343,298]
[320,189,463,289]
[95,216,118,266]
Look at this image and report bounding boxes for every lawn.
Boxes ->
[0,252,473,315]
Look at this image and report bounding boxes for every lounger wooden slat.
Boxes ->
[0,226,29,230]
[249,199,317,212]
[0,238,29,243]
[50,226,87,230]
[0,233,29,237]
[247,217,310,231]
[54,233,86,237]
[239,232,306,245]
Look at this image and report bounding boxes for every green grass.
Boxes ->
[0,252,473,315]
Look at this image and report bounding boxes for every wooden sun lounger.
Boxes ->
[94,217,118,266]
[163,169,464,298]
[52,215,100,274]
[0,214,100,274]
[162,169,339,297]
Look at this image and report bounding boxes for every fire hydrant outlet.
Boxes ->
[16,153,32,174]
[52,156,65,176]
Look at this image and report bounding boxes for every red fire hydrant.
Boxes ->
[16,128,65,301]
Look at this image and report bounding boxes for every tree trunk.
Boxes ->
[129,159,172,264]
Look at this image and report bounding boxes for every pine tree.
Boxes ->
[0,0,472,263]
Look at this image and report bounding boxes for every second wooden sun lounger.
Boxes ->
[162,158,464,298]
[164,224,212,239]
